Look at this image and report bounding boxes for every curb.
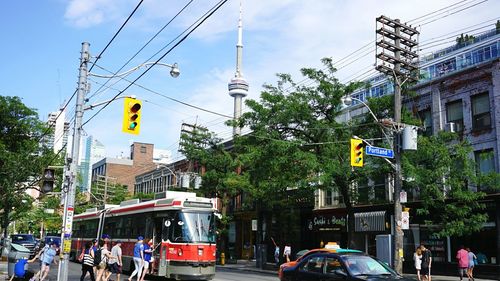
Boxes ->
[216,265,278,277]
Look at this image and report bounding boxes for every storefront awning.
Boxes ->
[354,211,386,232]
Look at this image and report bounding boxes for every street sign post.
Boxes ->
[366,146,394,158]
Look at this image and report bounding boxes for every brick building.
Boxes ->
[91,142,157,193]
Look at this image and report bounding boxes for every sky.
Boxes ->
[1,0,499,161]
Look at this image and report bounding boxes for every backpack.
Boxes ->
[93,248,102,266]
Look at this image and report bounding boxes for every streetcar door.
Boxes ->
[156,217,170,276]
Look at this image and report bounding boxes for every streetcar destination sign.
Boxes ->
[366,146,394,158]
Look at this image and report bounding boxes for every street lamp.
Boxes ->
[341,95,379,123]
[88,62,180,78]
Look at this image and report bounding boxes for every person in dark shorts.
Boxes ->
[106,240,123,281]
[420,244,432,281]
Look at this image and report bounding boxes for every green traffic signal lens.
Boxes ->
[129,122,137,129]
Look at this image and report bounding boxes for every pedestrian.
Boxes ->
[466,247,477,281]
[80,241,96,281]
[102,234,111,250]
[139,238,153,281]
[283,243,291,263]
[106,240,123,281]
[413,246,422,281]
[420,244,432,281]
[128,236,145,281]
[96,239,115,281]
[38,242,58,281]
[456,245,469,281]
[271,237,280,266]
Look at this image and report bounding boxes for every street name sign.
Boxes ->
[366,146,394,158]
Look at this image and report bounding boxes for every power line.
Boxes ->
[87,0,195,101]
[87,0,145,73]
[91,63,233,119]
[82,0,229,127]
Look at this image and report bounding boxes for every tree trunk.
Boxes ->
[2,199,9,238]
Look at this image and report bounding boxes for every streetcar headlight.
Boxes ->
[178,249,183,256]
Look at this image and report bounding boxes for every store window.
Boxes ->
[471,92,491,131]
[446,100,463,133]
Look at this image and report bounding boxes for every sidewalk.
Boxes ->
[216,260,499,281]
[0,261,8,280]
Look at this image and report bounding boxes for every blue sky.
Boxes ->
[1,0,499,160]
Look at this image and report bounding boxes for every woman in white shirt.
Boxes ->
[413,246,423,281]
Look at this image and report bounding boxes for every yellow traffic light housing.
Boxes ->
[122,97,142,135]
[350,138,364,167]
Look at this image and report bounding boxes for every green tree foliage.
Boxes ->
[238,58,368,245]
[0,96,59,237]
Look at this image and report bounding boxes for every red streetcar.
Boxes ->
[71,191,217,280]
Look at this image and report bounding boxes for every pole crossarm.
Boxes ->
[88,62,179,78]
[84,95,134,111]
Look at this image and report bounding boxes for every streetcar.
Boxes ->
[71,191,217,280]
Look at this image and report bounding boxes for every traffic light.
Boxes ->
[122,97,142,135]
[41,168,55,193]
[350,138,364,167]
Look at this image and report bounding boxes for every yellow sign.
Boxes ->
[122,97,142,135]
[63,240,71,254]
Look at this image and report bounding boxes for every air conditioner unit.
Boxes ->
[445,122,456,133]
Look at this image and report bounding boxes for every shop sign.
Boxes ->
[307,215,346,232]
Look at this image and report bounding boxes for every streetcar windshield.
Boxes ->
[166,211,216,243]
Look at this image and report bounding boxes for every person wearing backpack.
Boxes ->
[95,239,115,281]
[80,241,95,281]
[128,236,144,281]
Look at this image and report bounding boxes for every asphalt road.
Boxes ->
[27,262,279,281]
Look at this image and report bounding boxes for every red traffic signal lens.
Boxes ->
[130,103,141,113]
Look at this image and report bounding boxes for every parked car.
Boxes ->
[279,248,415,281]
[10,234,37,257]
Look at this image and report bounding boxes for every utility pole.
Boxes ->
[57,42,89,281]
[375,16,418,274]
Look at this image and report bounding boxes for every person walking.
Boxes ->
[38,242,58,281]
[456,245,469,281]
[271,237,280,266]
[96,239,115,281]
[283,243,291,263]
[80,241,96,281]
[106,240,123,281]
[420,244,432,281]
[413,246,423,281]
[139,239,153,281]
[466,247,477,281]
[128,236,145,281]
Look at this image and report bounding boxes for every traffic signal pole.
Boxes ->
[57,42,89,281]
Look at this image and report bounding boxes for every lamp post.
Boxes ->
[57,42,180,281]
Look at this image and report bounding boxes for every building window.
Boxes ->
[419,109,432,136]
[446,100,463,133]
[475,149,495,174]
[471,92,491,131]
[140,145,147,153]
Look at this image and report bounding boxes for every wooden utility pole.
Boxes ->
[375,15,419,274]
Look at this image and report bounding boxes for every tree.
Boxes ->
[179,125,248,253]
[0,96,58,237]
[238,58,369,247]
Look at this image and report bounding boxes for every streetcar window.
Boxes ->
[168,211,216,243]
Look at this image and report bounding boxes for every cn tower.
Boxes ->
[228,1,249,136]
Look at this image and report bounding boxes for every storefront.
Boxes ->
[305,209,348,249]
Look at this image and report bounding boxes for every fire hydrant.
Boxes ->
[220,252,225,265]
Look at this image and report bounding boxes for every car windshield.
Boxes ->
[342,255,396,276]
[12,235,35,242]
[164,211,216,243]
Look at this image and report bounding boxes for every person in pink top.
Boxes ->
[456,245,469,281]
